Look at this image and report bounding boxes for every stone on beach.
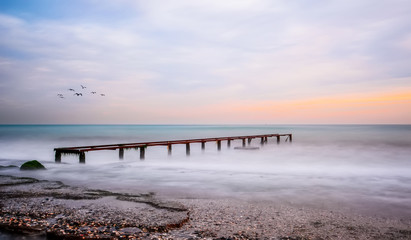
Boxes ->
[20,160,46,171]
[0,175,189,239]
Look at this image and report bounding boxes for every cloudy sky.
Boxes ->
[0,0,410,124]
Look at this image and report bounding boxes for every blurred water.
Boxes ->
[1,124,411,218]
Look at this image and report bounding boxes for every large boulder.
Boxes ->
[20,160,46,171]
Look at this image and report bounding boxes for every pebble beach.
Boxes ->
[1,174,411,240]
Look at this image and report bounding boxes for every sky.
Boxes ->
[0,0,410,124]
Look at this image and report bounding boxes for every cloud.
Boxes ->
[0,0,410,123]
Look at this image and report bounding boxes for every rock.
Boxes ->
[20,160,46,171]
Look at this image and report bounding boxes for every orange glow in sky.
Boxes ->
[168,89,411,124]
[230,90,411,124]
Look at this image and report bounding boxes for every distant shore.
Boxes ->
[1,174,411,239]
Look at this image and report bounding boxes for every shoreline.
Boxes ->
[1,174,411,239]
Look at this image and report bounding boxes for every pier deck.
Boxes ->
[54,133,292,163]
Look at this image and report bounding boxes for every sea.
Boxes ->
[1,124,411,220]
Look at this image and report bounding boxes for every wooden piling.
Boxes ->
[248,138,252,145]
[140,147,145,160]
[201,141,205,150]
[277,136,280,144]
[242,138,246,147]
[260,137,264,145]
[289,134,293,142]
[119,148,124,160]
[186,143,190,156]
[227,139,231,147]
[55,151,61,163]
[79,152,85,164]
[217,140,221,151]
[167,144,172,155]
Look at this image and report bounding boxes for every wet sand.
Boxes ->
[1,174,411,239]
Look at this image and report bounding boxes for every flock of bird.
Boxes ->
[57,85,106,99]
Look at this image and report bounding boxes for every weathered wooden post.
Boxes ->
[260,137,264,145]
[79,152,86,164]
[119,148,124,160]
[55,151,61,163]
[264,137,268,143]
[277,136,280,144]
[186,143,190,156]
[247,138,252,145]
[167,144,172,155]
[242,138,246,147]
[289,134,293,142]
[227,139,231,148]
[217,140,221,151]
[140,146,145,160]
[201,141,205,150]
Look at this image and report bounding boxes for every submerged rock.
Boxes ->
[20,160,46,171]
[234,146,260,150]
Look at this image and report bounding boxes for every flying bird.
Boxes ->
[68,88,75,91]
[81,85,86,89]
[100,94,105,96]
[57,94,63,97]
[74,93,83,96]
[91,91,97,94]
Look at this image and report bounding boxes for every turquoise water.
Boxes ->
[1,124,411,218]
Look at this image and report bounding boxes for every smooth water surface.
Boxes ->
[1,124,411,218]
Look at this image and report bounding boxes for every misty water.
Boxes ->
[1,125,411,219]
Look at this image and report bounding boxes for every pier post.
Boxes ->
[217,140,221,151]
[264,137,268,143]
[201,141,205,150]
[140,147,145,160]
[227,139,231,148]
[289,134,293,142]
[119,148,124,160]
[277,136,280,144]
[79,152,85,164]
[248,138,252,145]
[167,144,172,155]
[242,138,246,147]
[55,151,61,163]
[186,143,190,156]
[260,137,264,145]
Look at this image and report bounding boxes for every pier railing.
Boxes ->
[54,133,292,163]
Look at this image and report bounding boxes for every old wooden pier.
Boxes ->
[54,133,292,163]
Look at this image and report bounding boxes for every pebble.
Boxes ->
[2,175,411,239]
